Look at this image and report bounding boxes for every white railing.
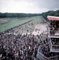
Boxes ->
[37,52,48,60]
[48,55,59,60]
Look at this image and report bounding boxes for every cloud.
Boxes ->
[0,0,59,13]
[36,0,59,9]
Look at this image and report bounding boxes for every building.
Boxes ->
[47,16,59,52]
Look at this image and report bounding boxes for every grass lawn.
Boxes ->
[0,17,32,32]
[0,16,45,32]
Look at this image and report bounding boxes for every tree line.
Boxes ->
[41,10,59,20]
[0,13,40,18]
[0,10,59,19]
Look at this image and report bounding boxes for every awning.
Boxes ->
[47,16,59,21]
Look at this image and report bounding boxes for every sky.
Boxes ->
[0,0,59,13]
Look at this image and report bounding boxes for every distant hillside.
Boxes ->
[0,10,59,19]
[41,10,59,20]
[0,13,40,18]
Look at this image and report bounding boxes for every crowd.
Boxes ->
[0,31,56,60]
[50,21,59,35]
[0,32,40,60]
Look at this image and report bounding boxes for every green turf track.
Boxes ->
[0,16,45,32]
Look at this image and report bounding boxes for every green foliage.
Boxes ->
[0,13,40,18]
[41,10,59,20]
